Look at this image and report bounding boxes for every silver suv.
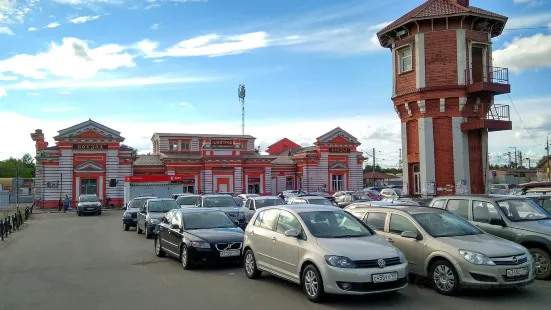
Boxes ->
[242,205,408,302]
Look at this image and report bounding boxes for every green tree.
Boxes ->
[0,155,34,178]
[121,144,138,156]
[537,156,549,168]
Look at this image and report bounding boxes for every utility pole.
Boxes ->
[16,165,19,206]
[507,152,512,169]
[547,136,550,181]
[238,84,246,135]
[398,148,402,168]
[372,148,376,173]
[509,147,517,168]
[519,151,523,169]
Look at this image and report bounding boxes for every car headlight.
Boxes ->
[123,213,131,218]
[149,219,160,224]
[191,241,211,249]
[525,250,533,262]
[324,255,356,268]
[397,249,406,264]
[459,250,495,265]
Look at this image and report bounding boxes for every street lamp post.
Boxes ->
[547,132,551,181]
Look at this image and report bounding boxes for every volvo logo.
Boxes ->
[223,243,235,250]
[512,256,518,264]
[377,258,386,268]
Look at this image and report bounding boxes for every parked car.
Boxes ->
[243,205,408,302]
[287,195,336,207]
[154,208,244,269]
[243,196,284,223]
[303,192,337,204]
[176,194,199,207]
[363,190,383,201]
[122,196,157,231]
[332,191,355,198]
[429,195,551,279]
[196,194,246,229]
[348,205,535,295]
[172,193,192,200]
[488,184,517,195]
[137,198,181,239]
[364,186,384,193]
[237,194,260,201]
[533,195,551,214]
[380,188,404,199]
[76,194,102,216]
[233,197,244,207]
[334,193,371,208]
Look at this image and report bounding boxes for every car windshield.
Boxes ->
[352,194,372,201]
[299,211,373,238]
[497,199,551,222]
[308,199,334,206]
[255,198,283,208]
[366,190,380,195]
[413,212,482,238]
[129,199,147,209]
[148,200,180,212]
[183,211,236,230]
[79,196,98,203]
[203,196,238,208]
[393,189,403,195]
[233,198,244,207]
[176,196,198,205]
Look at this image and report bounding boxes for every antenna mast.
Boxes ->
[238,84,246,135]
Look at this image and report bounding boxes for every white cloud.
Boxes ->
[28,27,37,31]
[0,0,36,24]
[145,32,270,58]
[0,26,14,35]
[41,107,76,112]
[180,101,193,108]
[69,15,101,24]
[28,93,39,96]
[59,91,71,94]
[0,88,6,97]
[513,0,544,6]
[150,23,159,30]
[507,13,551,29]
[5,75,220,90]
[0,73,17,80]
[0,37,135,79]
[493,34,551,72]
[45,22,61,29]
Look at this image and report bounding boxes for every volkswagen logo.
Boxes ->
[377,258,386,268]
[512,256,518,264]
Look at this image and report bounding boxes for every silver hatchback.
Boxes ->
[242,205,408,302]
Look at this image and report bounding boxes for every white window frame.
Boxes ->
[331,174,344,192]
[169,141,178,151]
[180,141,190,151]
[397,45,413,73]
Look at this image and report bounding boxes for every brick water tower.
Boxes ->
[377,0,512,196]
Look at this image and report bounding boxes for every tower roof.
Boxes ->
[377,0,507,47]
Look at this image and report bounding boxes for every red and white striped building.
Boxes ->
[32,120,366,207]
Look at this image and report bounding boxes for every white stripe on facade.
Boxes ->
[457,29,467,85]
[234,167,243,194]
[415,33,426,88]
[264,167,272,195]
[401,122,409,195]
[392,43,397,97]
[452,117,471,194]
[481,129,489,194]
[418,118,435,195]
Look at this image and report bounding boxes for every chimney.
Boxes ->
[450,0,469,7]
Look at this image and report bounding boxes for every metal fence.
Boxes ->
[0,205,33,241]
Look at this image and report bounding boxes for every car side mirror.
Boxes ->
[170,224,180,229]
[490,217,506,226]
[401,231,419,239]
[284,229,300,238]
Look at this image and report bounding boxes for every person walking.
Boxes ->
[58,198,63,211]
[64,195,70,213]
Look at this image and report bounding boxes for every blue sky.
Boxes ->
[0,0,551,169]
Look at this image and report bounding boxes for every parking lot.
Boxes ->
[1,211,550,310]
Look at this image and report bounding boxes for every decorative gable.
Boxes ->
[317,127,359,144]
[74,160,105,173]
[329,160,348,170]
[55,119,123,140]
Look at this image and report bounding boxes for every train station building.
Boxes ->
[32,120,365,208]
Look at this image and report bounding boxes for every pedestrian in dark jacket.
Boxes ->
[58,198,63,211]
[64,195,70,213]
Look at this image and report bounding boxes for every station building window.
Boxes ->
[181,141,190,151]
[331,174,344,192]
[169,141,178,151]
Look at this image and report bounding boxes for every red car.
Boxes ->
[364,190,383,201]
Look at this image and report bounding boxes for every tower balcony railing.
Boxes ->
[461,103,512,132]
[465,66,511,95]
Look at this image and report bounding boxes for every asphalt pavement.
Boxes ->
[1,211,551,310]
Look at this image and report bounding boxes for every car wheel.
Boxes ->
[244,249,261,279]
[180,245,192,270]
[77,210,81,216]
[302,264,325,303]
[530,248,551,279]
[155,235,166,257]
[431,260,461,295]
[98,211,102,216]
[137,223,143,234]
[123,222,129,231]
[145,224,151,239]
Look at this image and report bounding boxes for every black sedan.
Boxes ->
[154,208,244,269]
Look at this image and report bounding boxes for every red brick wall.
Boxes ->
[468,130,483,194]
[396,38,416,94]
[406,120,419,164]
[425,30,458,88]
[433,118,454,195]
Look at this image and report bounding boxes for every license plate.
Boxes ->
[220,250,240,257]
[86,208,94,211]
[132,219,137,222]
[506,267,528,277]
[372,272,398,283]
